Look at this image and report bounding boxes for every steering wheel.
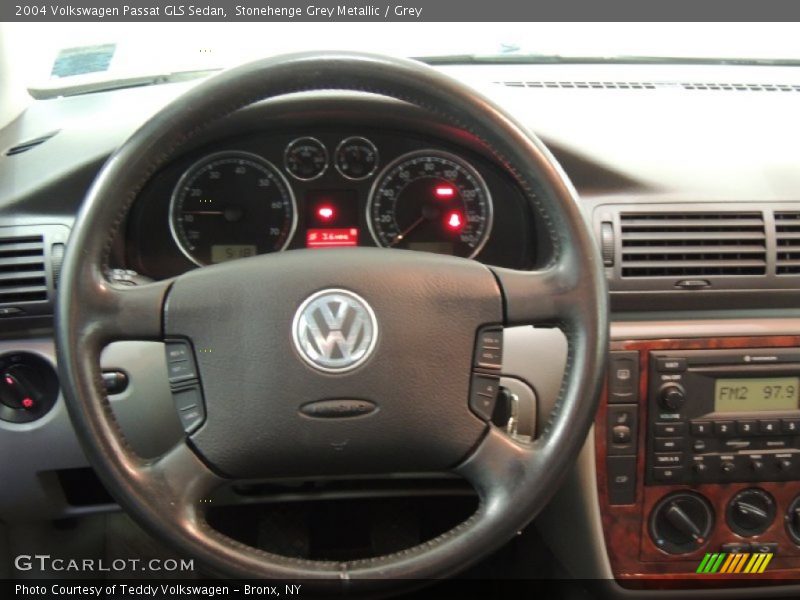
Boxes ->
[56,52,608,586]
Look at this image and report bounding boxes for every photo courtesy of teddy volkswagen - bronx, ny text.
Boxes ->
[38,3,425,18]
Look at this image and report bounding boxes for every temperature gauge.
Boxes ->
[335,136,379,180]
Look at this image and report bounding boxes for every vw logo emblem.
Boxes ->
[292,289,378,373]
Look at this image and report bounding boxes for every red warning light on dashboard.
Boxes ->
[317,205,335,221]
[306,228,359,248]
[435,185,455,198]
[446,211,464,231]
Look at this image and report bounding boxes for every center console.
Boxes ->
[597,335,800,584]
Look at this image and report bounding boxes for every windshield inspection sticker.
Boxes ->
[51,44,115,77]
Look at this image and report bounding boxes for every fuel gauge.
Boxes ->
[335,136,379,180]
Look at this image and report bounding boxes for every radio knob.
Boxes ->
[777,458,793,471]
[751,459,764,472]
[693,463,708,474]
[658,383,686,411]
[721,461,735,474]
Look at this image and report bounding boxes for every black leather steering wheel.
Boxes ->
[56,52,608,587]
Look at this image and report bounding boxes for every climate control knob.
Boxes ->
[658,383,686,411]
[649,492,714,554]
[727,488,776,536]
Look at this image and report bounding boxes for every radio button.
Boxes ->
[692,439,707,452]
[656,422,685,436]
[655,437,684,452]
[691,421,712,437]
[714,421,736,437]
[782,419,800,434]
[737,420,757,435]
[653,466,684,483]
[693,462,708,474]
[654,453,683,465]
[656,357,687,373]
[759,420,780,435]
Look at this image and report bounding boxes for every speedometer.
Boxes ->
[366,150,493,258]
[169,151,297,266]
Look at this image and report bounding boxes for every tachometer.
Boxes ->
[366,150,493,258]
[169,151,297,266]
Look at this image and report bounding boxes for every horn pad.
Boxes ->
[163,247,502,479]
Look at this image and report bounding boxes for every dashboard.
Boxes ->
[2,61,800,595]
[125,127,537,280]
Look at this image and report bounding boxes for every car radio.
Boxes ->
[646,348,800,485]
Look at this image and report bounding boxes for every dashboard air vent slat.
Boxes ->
[619,212,767,278]
[0,234,47,303]
[776,212,800,275]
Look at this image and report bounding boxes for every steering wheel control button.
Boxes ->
[165,341,199,384]
[607,456,637,505]
[727,488,776,537]
[474,328,503,370]
[172,387,205,434]
[164,340,206,434]
[0,352,59,423]
[469,374,500,421]
[608,351,639,404]
[292,289,378,373]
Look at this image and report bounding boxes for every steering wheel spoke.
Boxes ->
[491,261,582,326]
[142,440,225,518]
[93,278,172,343]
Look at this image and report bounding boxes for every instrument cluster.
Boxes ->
[125,129,538,278]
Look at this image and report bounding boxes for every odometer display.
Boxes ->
[170,152,296,266]
[366,150,493,258]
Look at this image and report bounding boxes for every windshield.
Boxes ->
[6,22,800,96]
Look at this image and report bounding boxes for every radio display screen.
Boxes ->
[715,377,800,413]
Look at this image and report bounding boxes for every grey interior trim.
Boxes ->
[611,318,800,341]
[536,430,614,580]
[0,339,179,522]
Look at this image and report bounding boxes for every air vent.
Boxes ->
[776,212,800,275]
[0,235,48,303]
[5,131,59,156]
[495,81,800,93]
[619,212,767,277]
[0,224,70,319]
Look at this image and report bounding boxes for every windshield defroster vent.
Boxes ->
[619,212,767,278]
[4,131,59,157]
[776,212,800,275]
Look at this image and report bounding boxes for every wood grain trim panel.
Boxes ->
[596,335,800,585]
